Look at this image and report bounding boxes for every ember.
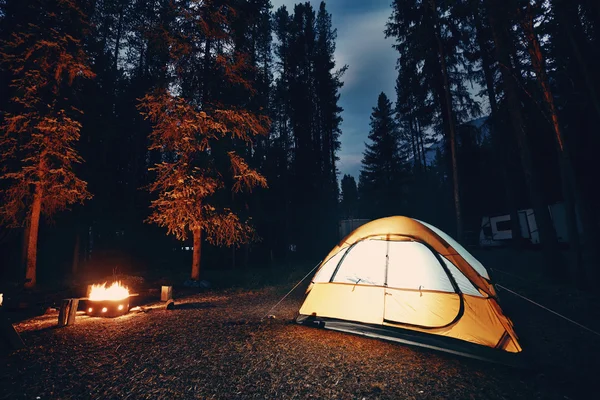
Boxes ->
[87,282,131,317]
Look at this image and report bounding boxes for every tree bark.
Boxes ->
[25,184,42,289]
[191,227,202,280]
[486,0,563,279]
[430,0,463,241]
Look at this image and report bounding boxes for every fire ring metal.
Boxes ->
[86,298,131,318]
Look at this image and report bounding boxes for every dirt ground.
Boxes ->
[2,249,599,399]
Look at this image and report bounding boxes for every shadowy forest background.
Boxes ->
[0,0,599,290]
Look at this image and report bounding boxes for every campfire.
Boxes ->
[87,282,131,317]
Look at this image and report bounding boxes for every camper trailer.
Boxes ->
[479,202,579,247]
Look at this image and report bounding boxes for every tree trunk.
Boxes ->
[409,118,420,170]
[202,38,212,103]
[72,231,80,275]
[25,184,42,289]
[486,0,563,279]
[430,0,463,241]
[191,227,202,281]
[113,2,125,73]
[474,10,522,247]
[521,8,583,282]
[553,0,600,283]
[417,119,426,170]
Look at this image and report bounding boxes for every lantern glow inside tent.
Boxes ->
[297,216,523,364]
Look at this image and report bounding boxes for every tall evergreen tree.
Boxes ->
[270,1,345,258]
[543,0,600,282]
[269,5,293,260]
[313,1,345,251]
[138,0,269,280]
[340,174,358,220]
[386,0,482,241]
[0,0,94,287]
[359,93,406,219]
[484,0,563,279]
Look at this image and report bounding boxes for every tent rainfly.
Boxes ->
[297,216,523,365]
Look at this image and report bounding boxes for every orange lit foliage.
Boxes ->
[138,0,269,280]
[138,92,268,243]
[0,0,94,287]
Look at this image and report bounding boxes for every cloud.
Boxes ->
[335,9,398,180]
[334,8,396,89]
[337,152,364,178]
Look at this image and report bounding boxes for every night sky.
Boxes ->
[272,0,398,180]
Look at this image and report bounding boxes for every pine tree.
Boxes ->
[340,174,358,220]
[460,0,525,246]
[269,2,345,257]
[0,0,94,288]
[484,0,564,279]
[306,1,346,252]
[394,61,433,174]
[227,0,273,267]
[268,5,294,260]
[386,0,482,241]
[543,0,600,283]
[138,0,269,280]
[359,93,406,219]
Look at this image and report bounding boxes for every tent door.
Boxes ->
[382,240,462,329]
[383,289,461,328]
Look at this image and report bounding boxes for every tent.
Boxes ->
[297,216,523,364]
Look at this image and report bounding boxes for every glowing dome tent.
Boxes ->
[297,216,522,364]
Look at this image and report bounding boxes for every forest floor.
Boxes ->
[1,248,600,399]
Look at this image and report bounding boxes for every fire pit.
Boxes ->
[86,282,133,318]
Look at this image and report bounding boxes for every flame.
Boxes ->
[89,281,130,301]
